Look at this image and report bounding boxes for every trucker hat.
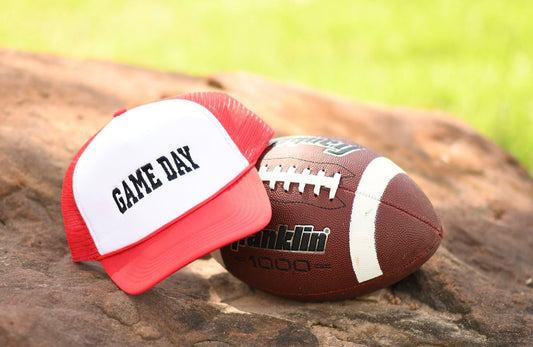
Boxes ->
[61,91,274,294]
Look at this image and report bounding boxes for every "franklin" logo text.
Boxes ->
[231,225,330,253]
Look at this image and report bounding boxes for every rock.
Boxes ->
[0,49,532,346]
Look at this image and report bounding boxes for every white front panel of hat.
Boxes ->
[72,99,249,255]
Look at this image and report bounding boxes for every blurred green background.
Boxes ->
[1,0,531,173]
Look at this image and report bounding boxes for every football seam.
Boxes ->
[259,156,357,179]
[355,189,442,233]
[259,233,441,299]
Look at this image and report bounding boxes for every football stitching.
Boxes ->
[259,164,342,200]
[258,156,358,202]
[260,156,357,179]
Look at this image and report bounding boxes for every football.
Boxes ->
[217,135,443,301]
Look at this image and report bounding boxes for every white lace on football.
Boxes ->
[258,165,341,200]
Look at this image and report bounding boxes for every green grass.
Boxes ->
[1,0,532,172]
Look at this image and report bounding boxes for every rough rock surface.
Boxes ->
[0,49,532,346]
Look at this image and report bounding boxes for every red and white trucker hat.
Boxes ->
[61,92,274,294]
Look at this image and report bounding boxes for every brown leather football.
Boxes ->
[218,135,443,301]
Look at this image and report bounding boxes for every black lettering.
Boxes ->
[292,226,303,251]
[309,230,327,252]
[140,163,162,190]
[156,156,178,181]
[170,150,191,175]
[112,187,127,214]
[275,225,287,250]
[300,230,310,251]
[260,229,277,249]
[231,225,329,253]
[178,145,200,170]
[122,180,138,208]
[258,256,272,269]
[282,231,293,250]
[246,233,262,248]
[252,233,262,247]
[128,168,152,199]
[294,259,311,272]
[276,258,291,271]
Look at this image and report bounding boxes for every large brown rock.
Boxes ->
[0,49,531,346]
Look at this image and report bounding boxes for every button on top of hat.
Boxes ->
[113,108,127,117]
